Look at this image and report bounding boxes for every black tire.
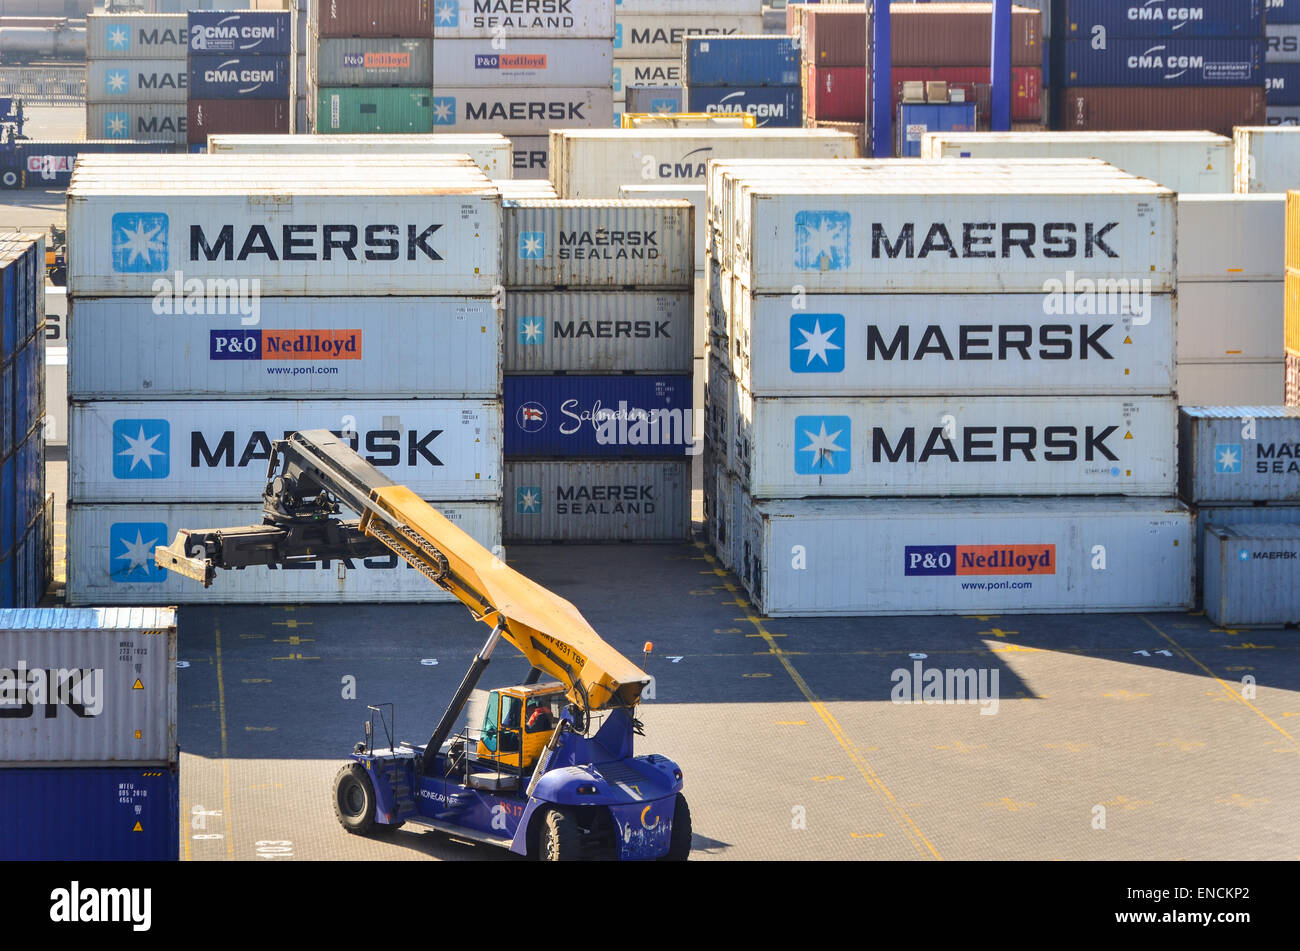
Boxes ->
[0,170,18,189]
[661,794,692,861]
[538,806,581,862]
[332,762,377,835]
[49,267,65,287]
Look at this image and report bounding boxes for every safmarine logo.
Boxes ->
[795,210,850,271]
[1214,443,1242,474]
[518,231,545,258]
[104,67,130,95]
[517,316,545,345]
[103,111,130,138]
[210,329,362,360]
[790,314,844,373]
[904,544,1056,577]
[112,419,170,480]
[794,415,851,475]
[111,212,168,273]
[516,486,542,514]
[110,522,169,583]
[517,402,547,432]
[432,97,456,125]
[105,23,131,51]
[435,0,459,26]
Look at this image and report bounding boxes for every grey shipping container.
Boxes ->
[1193,503,1300,594]
[504,459,690,542]
[0,607,177,764]
[86,60,188,104]
[1203,522,1300,626]
[313,37,432,86]
[1178,406,1300,504]
[85,13,189,60]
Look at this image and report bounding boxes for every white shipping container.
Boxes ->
[432,0,614,39]
[45,347,66,446]
[65,502,500,606]
[733,394,1177,499]
[921,131,1234,194]
[68,400,502,503]
[432,39,613,87]
[431,87,614,134]
[0,607,177,764]
[511,135,550,180]
[85,13,189,60]
[68,297,502,400]
[704,350,735,473]
[614,14,764,59]
[503,459,690,541]
[615,0,758,11]
[1177,406,1300,505]
[1176,283,1284,362]
[1177,194,1286,283]
[1204,523,1300,626]
[1233,127,1300,194]
[614,57,682,89]
[1176,361,1285,407]
[86,103,187,144]
[736,292,1175,397]
[618,184,704,272]
[86,60,188,105]
[493,180,559,199]
[504,290,692,372]
[206,133,514,177]
[735,495,1192,617]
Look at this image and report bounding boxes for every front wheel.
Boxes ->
[538,806,581,861]
[660,794,692,861]
[332,762,377,835]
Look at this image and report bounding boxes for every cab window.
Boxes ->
[525,697,556,733]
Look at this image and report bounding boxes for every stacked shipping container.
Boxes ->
[1234,125,1300,192]
[85,12,190,144]
[187,9,294,146]
[1267,0,1300,124]
[1292,189,1300,405]
[683,34,801,128]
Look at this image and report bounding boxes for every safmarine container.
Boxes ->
[1057,0,1264,38]
[1178,406,1300,503]
[432,39,613,87]
[314,37,432,85]
[503,459,690,542]
[1178,194,1286,281]
[504,374,693,457]
[0,765,179,861]
[733,495,1192,617]
[86,60,188,104]
[433,0,614,39]
[187,99,291,144]
[87,103,187,143]
[1058,38,1262,87]
[682,35,799,87]
[686,86,800,128]
[0,607,177,763]
[427,88,613,134]
[311,0,432,38]
[188,54,292,100]
[1176,284,1284,361]
[68,399,503,503]
[85,13,189,60]
[315,87,433,132]
[1055,86,1265,136]
[1234,127,1300,192]
[65,502,500,605]
[1204,522,1300,626]
[207,132,513,176]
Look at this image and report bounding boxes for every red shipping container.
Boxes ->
[315,0,432,38]
[805,65,866,122]
[892,66,1042,122]
[892,3,1040,68]
[188,99,291,145]
[803,5,867,68]
[1054,87,1265,138]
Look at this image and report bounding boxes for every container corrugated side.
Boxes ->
[1058,38,1262,88]
[86,60,189,104]
[86,102,187,143]
[1177,283,1284,362]
[891,3,1041,68]
[1177,361,1285,406]
[206,133,513,177]
[432,0,613,39]
[1059,0,1264,39]
[68,399,502,503]
[66,502,500,605]
[503,460,690,542]
[186,99,291,144]
[504,290,691,373]
[188,54,292,100]
[504,375,693,457]
[1289,353,1300,405]
[0,607,177,763]
[1194,503,1300,593]
[311,0,432,38]
[1290,193,1300,273]
[686,86,801,128]
[314,87,432,133]
[511,135,549,180]
[313,37,431,85]
[432,39,613,87]
[85,13,189,59]
[428,87,613,134]
[617,185,704,273]
[1177,406,1300,504]
[733,394,1178,499]
[615,59,682,90]
[0,765,179,861]
[682,35,799,88]
[1204,523,1300,626]
[1055,86,1265,137]
[1266,62,1300,105]
[1271,24,1300,63]
[189,10,293,55]
[1178,194,1286,282]
[1233,127,1300,193]
[613,15,764,59]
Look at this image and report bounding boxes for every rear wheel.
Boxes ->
[332,763,377,835]
[539,807,581,861]
[661,794,692,861]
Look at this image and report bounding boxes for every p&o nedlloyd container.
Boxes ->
[503,460,690,542]
[1203,523,1300,626]
[432,39,613,87]
[504,290,691,373]
[204,133,514,178]
[1233,126,1300,192]
[1178,406,1300,504]
[0,607,177,764]
[313,37,433,86]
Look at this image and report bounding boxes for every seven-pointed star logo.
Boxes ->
[1214,443,1242,474]
[516,486,542,514]
[518,317,545,344]
[110,522,169,583]
[802,421,845,467]
[107,26,129,50]
[794,210,851,271]
[794,415,852,475]
[518,231,545,258]
[435,0,459,26]
[112,418,170,479]
[790,313,845,373]
[431,97,455,124]
[118,426,165,471]
[105,69,129,93]
[116,529,159,578]
[111,213,168,272]
[105,113,128,137]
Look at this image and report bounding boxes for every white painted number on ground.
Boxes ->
[421,658,439,666]
[668,656,683,663]
[643,676,656,701]
[256,839,293,859]
[176,661,191,669]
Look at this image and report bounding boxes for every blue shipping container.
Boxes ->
[0,766,179,860]
[505,375,694,458]
[18,140,175,189]
[1269,0,1300,25]
[683,35,800,87]
[189,54,291,101]
[1059,38,1263,86]
[686,85,802,127]
[189,11,293,55]
[1,236,39,359]
[898,102,978,157]
[1267,62,1300,103]
[1,362,10,461]
[1057,1,1264,39]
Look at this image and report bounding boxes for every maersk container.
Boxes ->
[188,54,292,100]
[432,0,614,40]
[432,39,613,87]
[682,35,799,87]
[1203,522,1300,625]
[1178,361,1285,406]
[1269,106,1300,126]
[66,501,500,605]
[503,459,690,542]
[1267,62,1300,105]
[0,607,177,763]
[85,13,189,60]
[189,10,292,55]
[615,59,682,90]
[311,0,432,38]
[686,85,800,128]
[504,290,691,373]
[504,199,693,288]
[0,765,179,861]
[426,87,613,134]
[1194,503,1300,590]
[504,374,693,457]
[68,297,501,400]
[68,399,502,503]
[1271,24,1300,63]
[1178,194,1286,281]
[617,185,704,277]
[613,15,764,59]
[86,60,188,105]
[86,103,187,143]
[1177,284,1284,362]
[206,132,513,177]
[733,495,1192,617]
[1057,1,1264,39]
[625,85,684,114]
[313,37,432,85]
[511,135,550,180]
[1233,127,1300,193]
[1058,38,1263,88]
[732,394,1178,500]
[1178,406,1300,503]
[315,86,432,132]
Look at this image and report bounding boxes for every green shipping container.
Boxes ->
[314,87,434,133]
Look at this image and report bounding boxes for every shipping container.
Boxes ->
[188,54,292,100]
[187,98,291,143]
[503,459,690,541]
[66,501,500,605]
[494,180,558,199]
[86,59,188,104]
[617,183,704,272]
[0,606,177,763]
[891,66,1043,123]
[1178,360,1286,405]
[1059,38,1262,87]
[1178,194,1286,281]
[426,87,613,134]
[433,0,613,39]
[899,103,978,157]
[800,5,865,68]
[1267,62,1300,104]
[511,134,550,179]
[1233,126,1300,193]
[1057,0,1264,39]
[504,290,691,373]
[682,35,798,87]
[504,374,693,457]
[892,2,1041,67]
[1268,106,1300,125]
[1271,0,1300,25]
[687,85,800,127]
[432,38,613,87]
[1055,86,1266,136]
[45,345,65,447]
[311,0,432,38]
[734,494,1192,617]
[1291,193,1300,273]
[314,86,433,132]
[68,296,500,399]
[503,199,693,288]
[0,765,179,861]
[206,131,512,176]
[1194,502,1300,591]
[615,59,682,91]
[189,10,293,54]
[68,399,502,503]
[85,13,189,60]
[1178,406,1300,503]
[625,85,684,113]
[1204,522,1300,625]
[614,15,764,59]
[1270,24,1300,63]
[1177,283,1284,362]
[1,233,41,361]
[1290,352,1300,404]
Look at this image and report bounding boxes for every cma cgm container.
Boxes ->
[0,765,179,861]
[428,88,614,134]
[87,103,187,143]
[86,60,188,104]
[433,0,614,39]
[206,132,513,177]
[188,10,292,54]
[1266,63,1300,105]
[504,375,693,457]
[313,37,433,85]
[1058,39,1263,88]
[1055,86,1265,136]
[188,54,292,100]
[1056,0,1265,38]
[314,87,433,133]
[311,0,432,38]
[1203,523,1300,626]
[1234,126,1300,192]
[614,16,764,59]
[504,459,690,542]
[66,502,500,605]
[687,86,801,128]
[0,607,177,763]
[733,495,1193,617]
[432,39,613,87]
[1178,406,1300,503]
[187,99,291,144]
[85,13,190,59]
[68,399,503,503]
[681,35,800,87]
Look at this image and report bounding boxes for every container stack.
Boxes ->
[683,34,801,127]
[703,157,1190,616]
[0,608,180,861]
[1234,125,1300,193]
[796,1,866,143]
[1267,0,1300,125]
[0,235,48,609]
[64,154,505,604]
[187,9,294,148]
[501,199,695,542]
[1053,0,1266,136]
[85,12,189,144]
[205,132,516,178]
[1292,189,1300,405]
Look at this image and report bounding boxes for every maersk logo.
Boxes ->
[104,68,130,95]
[435,0,459,26]
[110,522,169,583]
[103,111,130,138]
[794,415,851,475]
[1215,443,1242,474]
[790,314,844,373]
[518,316,544,345]
[1239,549,1250,562]
[615,23,623,48]
[795,210,850,271]
[432,97,456,125]
[613,67,622,92]
[516,486,542,514]
[518,231,545,259]
[650,98,678,114]
[111,212,168,272]
[112,419,170,479]
[106,23,131,51]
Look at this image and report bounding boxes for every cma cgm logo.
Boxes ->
[112,212,169,272]
[113,419,170,479]
[905,544,1057,577]
[790,314,844,373]
[517,402,547,432]
[518,316,545,345]
[435,1,459,26]
[516,485,542,514]
[794,415,851,475]
[795,210,850,271]
[432,96,456,125]
[518,231,545,258]
[110,521,169,583]
[1215,443,1242,474]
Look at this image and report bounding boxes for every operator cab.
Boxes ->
[475,681,566,772]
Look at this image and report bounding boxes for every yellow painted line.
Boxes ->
[215,621,234,859]
[775,720,807,725]
[1141,616,1296,746]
